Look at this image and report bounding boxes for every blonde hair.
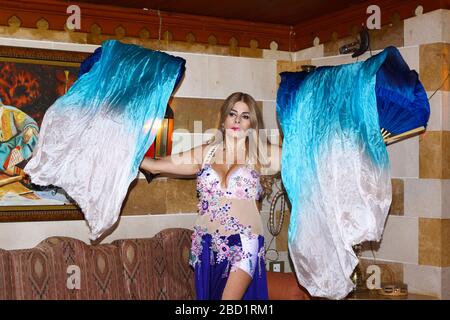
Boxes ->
[209,92,270,169]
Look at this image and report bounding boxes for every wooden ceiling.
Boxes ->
[63,0,368,25]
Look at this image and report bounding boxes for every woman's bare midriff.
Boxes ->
[195,198,263,237]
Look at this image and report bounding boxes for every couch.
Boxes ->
[0,228,310,300]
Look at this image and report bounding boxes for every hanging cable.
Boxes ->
[157,9,162,50]
[428,70,450,101]
[288,26,295,63]
[264,235,279,262]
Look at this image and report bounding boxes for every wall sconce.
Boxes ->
[140,105,174,183]
[145,104,174,159]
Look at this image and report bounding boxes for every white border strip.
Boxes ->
[0,37,99,53]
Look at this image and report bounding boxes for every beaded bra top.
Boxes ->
[196,144,263,206]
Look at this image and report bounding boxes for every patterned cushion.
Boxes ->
[113,228,195,300]
[3,228,195,300]
[9,237,126,300]
[9,246,59,300]
[0,248,13,299]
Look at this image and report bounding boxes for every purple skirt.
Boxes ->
[193,233,268,300]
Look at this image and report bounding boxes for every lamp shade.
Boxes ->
[145,104,174,159]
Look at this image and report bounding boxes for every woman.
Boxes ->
[140,92,281,300]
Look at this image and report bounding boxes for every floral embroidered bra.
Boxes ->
[196,144,264,232]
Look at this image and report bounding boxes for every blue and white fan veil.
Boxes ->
[25,40,186,240]
[276,46,429,299]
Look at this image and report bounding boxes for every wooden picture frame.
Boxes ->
[0,45,91,222]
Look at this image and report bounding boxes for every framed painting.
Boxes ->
[0,45,91,222]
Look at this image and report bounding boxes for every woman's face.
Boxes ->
[223,101,252,139]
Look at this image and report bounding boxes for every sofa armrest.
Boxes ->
[266,271,311,300]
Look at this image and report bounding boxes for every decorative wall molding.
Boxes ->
[0,0,292,50]
[0,44,90,63]
[0,0,448,52]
